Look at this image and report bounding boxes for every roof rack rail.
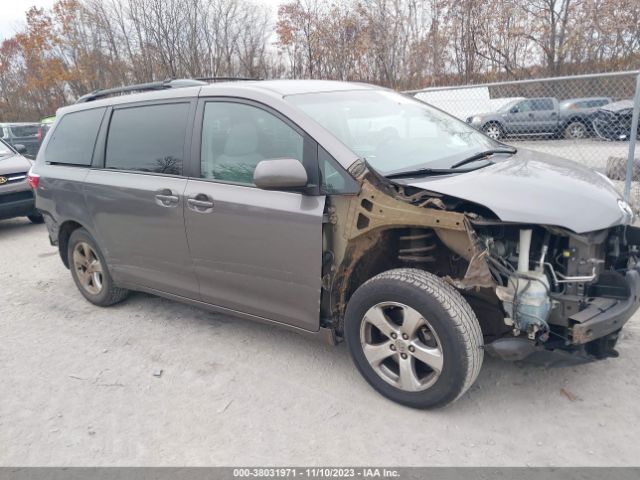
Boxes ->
[195,76,260,82]
[75,78,206,104]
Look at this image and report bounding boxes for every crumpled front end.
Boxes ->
[476,221,640,361]
[325,160,639,362]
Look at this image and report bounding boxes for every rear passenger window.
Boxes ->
[45,108,105,165]
[105,103,190,175]
[531,99,554,111]
[200,102,304,185]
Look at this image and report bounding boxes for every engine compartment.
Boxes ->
[475,223,638,350]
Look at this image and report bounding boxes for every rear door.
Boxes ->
[83,100,200,299]
[531,98,557,132]
[184,99,325,331]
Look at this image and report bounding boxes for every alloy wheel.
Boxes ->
[359,302,443,392]
[72,242,104,295]
[484,125,501,139]
[566,123,586,139]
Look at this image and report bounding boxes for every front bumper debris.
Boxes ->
[570,268,640,344]
[486,266,640,364]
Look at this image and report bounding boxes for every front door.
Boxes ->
[83,101,200,299]
[184,100,325,331]
[503,99,536,134]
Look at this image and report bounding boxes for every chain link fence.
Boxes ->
[406,71,640,212]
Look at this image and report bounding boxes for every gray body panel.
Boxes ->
[397,149,625,233]
[82,170,199,298]
[184,180,325,331]
[33,164,94,235]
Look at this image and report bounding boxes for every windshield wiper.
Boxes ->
[385,165,484,180]
[449,148,516,169]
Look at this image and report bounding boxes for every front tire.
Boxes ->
[344,269,483,409]
[68,228,129,306]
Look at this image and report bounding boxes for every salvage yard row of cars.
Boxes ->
[465,96,640,141]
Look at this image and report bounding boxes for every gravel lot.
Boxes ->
[1,215,640,467]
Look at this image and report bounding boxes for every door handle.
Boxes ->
[528,113,534,117]
[155,189,180,208]
[187,194,214,213]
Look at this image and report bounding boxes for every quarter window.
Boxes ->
[200,102,304,185]
[105,103,190,175]
[45,108,105,165]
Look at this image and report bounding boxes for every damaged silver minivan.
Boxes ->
[31,80,640,408]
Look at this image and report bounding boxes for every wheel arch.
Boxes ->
[482,119,503,129]
[57,220,87,268]
[330,226,502,335]
[330,226,508,341]
[563,116,588,128]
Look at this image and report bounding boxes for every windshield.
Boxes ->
[0,139,14,158]
[286,89,498,174]
[498,99,520,112]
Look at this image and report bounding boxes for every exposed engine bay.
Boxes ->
[476,222,639,360]
[323,161,640,363]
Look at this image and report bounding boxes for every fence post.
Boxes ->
[624,73,640,202]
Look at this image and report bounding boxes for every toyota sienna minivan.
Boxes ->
[30,79,640,408]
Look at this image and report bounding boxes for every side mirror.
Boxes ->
[510,107,519,114]
[13,144,27,154]
[253,158,308,190]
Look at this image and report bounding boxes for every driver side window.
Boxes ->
[515,100,532,112]
[200,102,304,186]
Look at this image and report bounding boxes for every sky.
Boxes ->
[0,0,57,41]
[0,0,282,42]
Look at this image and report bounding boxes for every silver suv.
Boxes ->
[0,138,43,223]
[32,79,640,408]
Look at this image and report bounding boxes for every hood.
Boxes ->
[0,154,33,176]
[468,111,495,120]
[396,149,629,233]
[601,99,633,113]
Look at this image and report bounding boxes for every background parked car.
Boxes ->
[557,96,611,138]
[467,97,560,139]
[466,96,612,140]
[0,122,41,158]
[0,138,42,223]
[592,99,640,141]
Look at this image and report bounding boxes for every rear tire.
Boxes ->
[564,121,587,139]
[68,228,129,306]
[344,268,483,409]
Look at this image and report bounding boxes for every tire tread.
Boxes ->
[359,268,483,404]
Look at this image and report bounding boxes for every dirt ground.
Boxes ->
[1,217,640,466]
